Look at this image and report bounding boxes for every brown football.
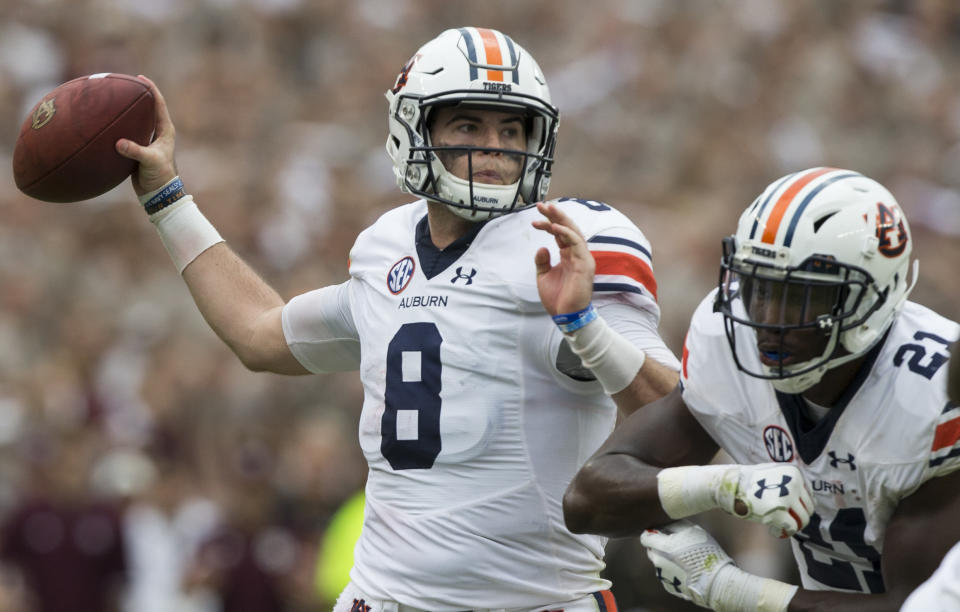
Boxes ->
[12,73,155,203]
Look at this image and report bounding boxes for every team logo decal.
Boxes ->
[876,202,907,258]
[390,54,419,94]
[31,98,56,130]
[763,425,795,462]
[387,256,415,295]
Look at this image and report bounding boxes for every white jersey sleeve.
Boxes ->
[681,293,960,595]
[282,280,361,373]
[553,197,679,371]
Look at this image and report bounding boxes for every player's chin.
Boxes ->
[472,173,506,184]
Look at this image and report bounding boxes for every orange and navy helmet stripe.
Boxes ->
[760,167,836,244]
[477,28,504,82]
[457,27,520,84]
[749,167,862,247]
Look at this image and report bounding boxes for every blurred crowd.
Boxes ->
[1,0,959,610]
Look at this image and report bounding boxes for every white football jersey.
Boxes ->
[681,292,960,594]
[283,197,674,609]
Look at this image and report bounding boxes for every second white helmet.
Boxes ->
[714,168,916,393]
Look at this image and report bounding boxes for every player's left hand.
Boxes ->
[641,520,735,608]
[719,463,814,538]
[532,201,594,316]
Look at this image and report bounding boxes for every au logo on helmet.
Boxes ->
[876,201,908,258]
[390,54,420,95]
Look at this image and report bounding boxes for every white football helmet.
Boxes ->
[385,27,559,220]
[714,167,917,393]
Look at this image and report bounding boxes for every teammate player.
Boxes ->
[557,168,960,610]
[115,28,680,610]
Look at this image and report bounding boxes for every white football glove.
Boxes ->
[642,520,798,612]
[720,463,814,538]
[658,463,814,538]
[641,520,734,608]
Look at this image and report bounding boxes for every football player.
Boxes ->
[115,28,681,611]
[558,168,960,610]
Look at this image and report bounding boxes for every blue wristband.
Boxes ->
[552,303,598,333]
[143,177,186,215]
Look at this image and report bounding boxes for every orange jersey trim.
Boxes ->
[593,251,658,300]
[933,416,960,452]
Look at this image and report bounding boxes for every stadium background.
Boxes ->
[1,0,959,610]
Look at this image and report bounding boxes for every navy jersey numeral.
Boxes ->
[557,197,611,211]
[795,508,884,593]
[893,331,951,379]
[381,323,442,470]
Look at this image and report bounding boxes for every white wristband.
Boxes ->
[564,314,645,394]
[710,564,798,612]
[657,465,737,519]
[152,197,224,273]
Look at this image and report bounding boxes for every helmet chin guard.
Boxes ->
[385,27,559,221]
[714,168,916,394]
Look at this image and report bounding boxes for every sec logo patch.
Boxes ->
[387,256,415,295]
[763,425,794,462]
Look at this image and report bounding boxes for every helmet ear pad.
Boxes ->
[384,27,559,221]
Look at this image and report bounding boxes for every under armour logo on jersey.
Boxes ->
[450,266,477,285]
[828,451,856,470]
[350,599,371,612]
[656,567,683,593]
[755,475,793,499]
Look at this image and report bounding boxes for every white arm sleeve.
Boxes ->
[599,301,681,371]
[281,280,361,374]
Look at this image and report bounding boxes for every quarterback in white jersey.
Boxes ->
[283,196,676,608]
[114,27,679,611]
[563,169,960,611]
